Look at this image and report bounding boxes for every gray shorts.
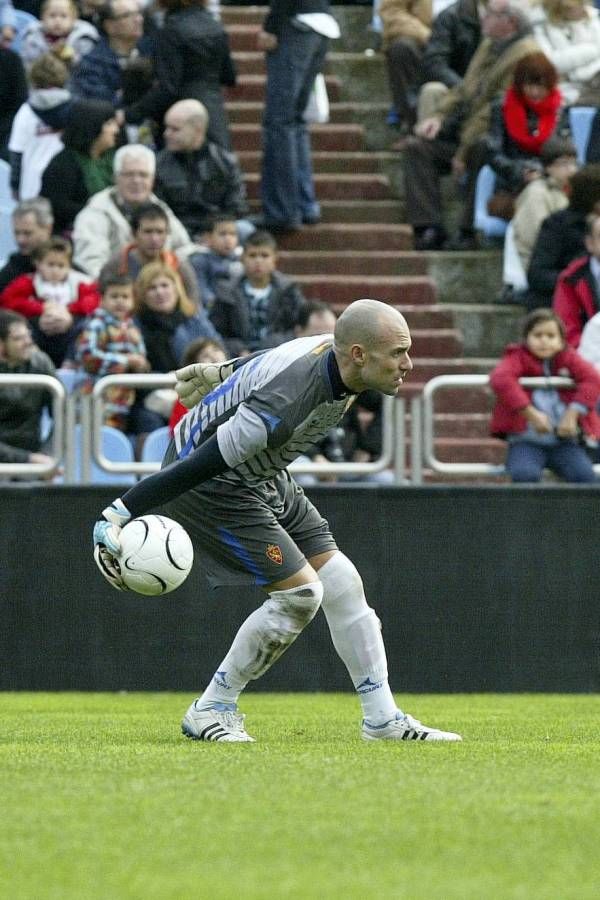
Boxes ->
[160,441,337,587]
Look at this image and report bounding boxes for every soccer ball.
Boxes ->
[118,515,194,596]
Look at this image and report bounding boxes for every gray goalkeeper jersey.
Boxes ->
[173,335,356,485]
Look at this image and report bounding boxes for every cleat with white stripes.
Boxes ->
[182,701,255,743]
[361,712,462,742]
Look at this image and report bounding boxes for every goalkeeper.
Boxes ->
[93,299,462,743]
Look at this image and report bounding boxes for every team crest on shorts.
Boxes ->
[266,544,283,565]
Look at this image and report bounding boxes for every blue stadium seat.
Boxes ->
[568,106,596,164]
[74,424,137,485]
[141,426,171,463]
[10,9,37,54]
[0,159,11,202]
[474,165,507,241]
[0,200,17,264]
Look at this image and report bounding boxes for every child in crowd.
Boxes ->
[188,214,243,312]
[20,0,98,69]
[168,336,227,433]
[8,52,72,200]
[210,230,306,355]
[76,270,149,430]
[489,308,600,483]
[0,236,99,366]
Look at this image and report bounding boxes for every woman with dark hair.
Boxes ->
[122,0,236,149]
[40,98,119,233]
[485,51,568,219]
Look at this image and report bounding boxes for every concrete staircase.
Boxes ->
[222,4,522,478]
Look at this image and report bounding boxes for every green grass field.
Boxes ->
[1,693,599,900]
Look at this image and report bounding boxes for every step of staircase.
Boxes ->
[277,250,427,276]
[228,102,390,124]
[274,223,412,251]
[222,6,266,26]
[228,74,342,103]
[294,274,436,305]
[232,50,378,75]
[231,122,362,152]
[244,173,391,201]
[426,413,492,439]
[249,199,403,224]
[399,381,494,412]
[410,329,464,357]
[238,150,397,174]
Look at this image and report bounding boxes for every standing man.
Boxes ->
[93,299,462,744]
[258,0,340,232]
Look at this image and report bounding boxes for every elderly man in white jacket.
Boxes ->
[529,0,600,106]
[72,144,192,278]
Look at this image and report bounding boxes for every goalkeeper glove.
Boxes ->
[93,498,131,591]
[175,360,235,409]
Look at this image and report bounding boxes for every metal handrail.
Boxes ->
[422,374,578,477]
[0,374,65,478]
[91,374,408,482]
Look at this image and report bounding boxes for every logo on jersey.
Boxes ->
[266,544,283,565]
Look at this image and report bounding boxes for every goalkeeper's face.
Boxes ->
[359,323,413,396]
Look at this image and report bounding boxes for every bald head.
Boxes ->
[333,299,412,395]
[164,100,209,152]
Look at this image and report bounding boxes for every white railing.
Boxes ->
[421,373,579,480]
[0,374,65,479]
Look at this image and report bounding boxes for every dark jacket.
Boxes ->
[210,271,306,356]
[553,256,600,349]
[0,253,33,294]
[40,148,90,234]
[527,207,588,309]
[125,8,236,149]
[489,342,600,439]
[485,98,568,193]
[421,0,481,88]
[70,37,154,106]
[135,306,221,372]
[154,142,249,238]
[0,48,27,160]
[264,0,332,35]
[0,349,56,463]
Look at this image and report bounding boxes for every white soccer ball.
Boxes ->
[118,515,194,596]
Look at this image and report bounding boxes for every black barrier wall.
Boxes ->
[1,485,599,692]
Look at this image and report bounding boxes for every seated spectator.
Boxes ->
[489,308,600,482]
[512,135,578,272]
[529,0,600,107]
[129,261,220,443]
[294,299,337,337]
[75,269,149,430]
[72,144,191,278]
[19,0,98,69]
[527,163,600,308]
[417,0,483,125]
[168,335,227,432]
[8,53,71,201]
[0,46,27,161]
[70,0,153,109]
[103,201,200,302]
[188,214,243,312]
[0,198,54,293]
[553,211,600,348]
[122,0,236,150]
[403,0,540,250]
[0,308,57,474]
[1,0,16,48]
[40,99,119,233]
[155,100,251,243]
[0,236,99,365]
[210,230,306,356]
[485,52,565,222]
[380,0,432,136]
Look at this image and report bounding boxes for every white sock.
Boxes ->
[319,552,400,725]
[197,582,323,710]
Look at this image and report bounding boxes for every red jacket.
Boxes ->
[489,343,600,439]
[0,274,100,318]
[552,256,600,349]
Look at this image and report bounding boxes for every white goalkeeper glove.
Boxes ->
[175,360,235,409]
[93,498,131,591]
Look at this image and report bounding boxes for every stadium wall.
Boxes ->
[2,485,598,692]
